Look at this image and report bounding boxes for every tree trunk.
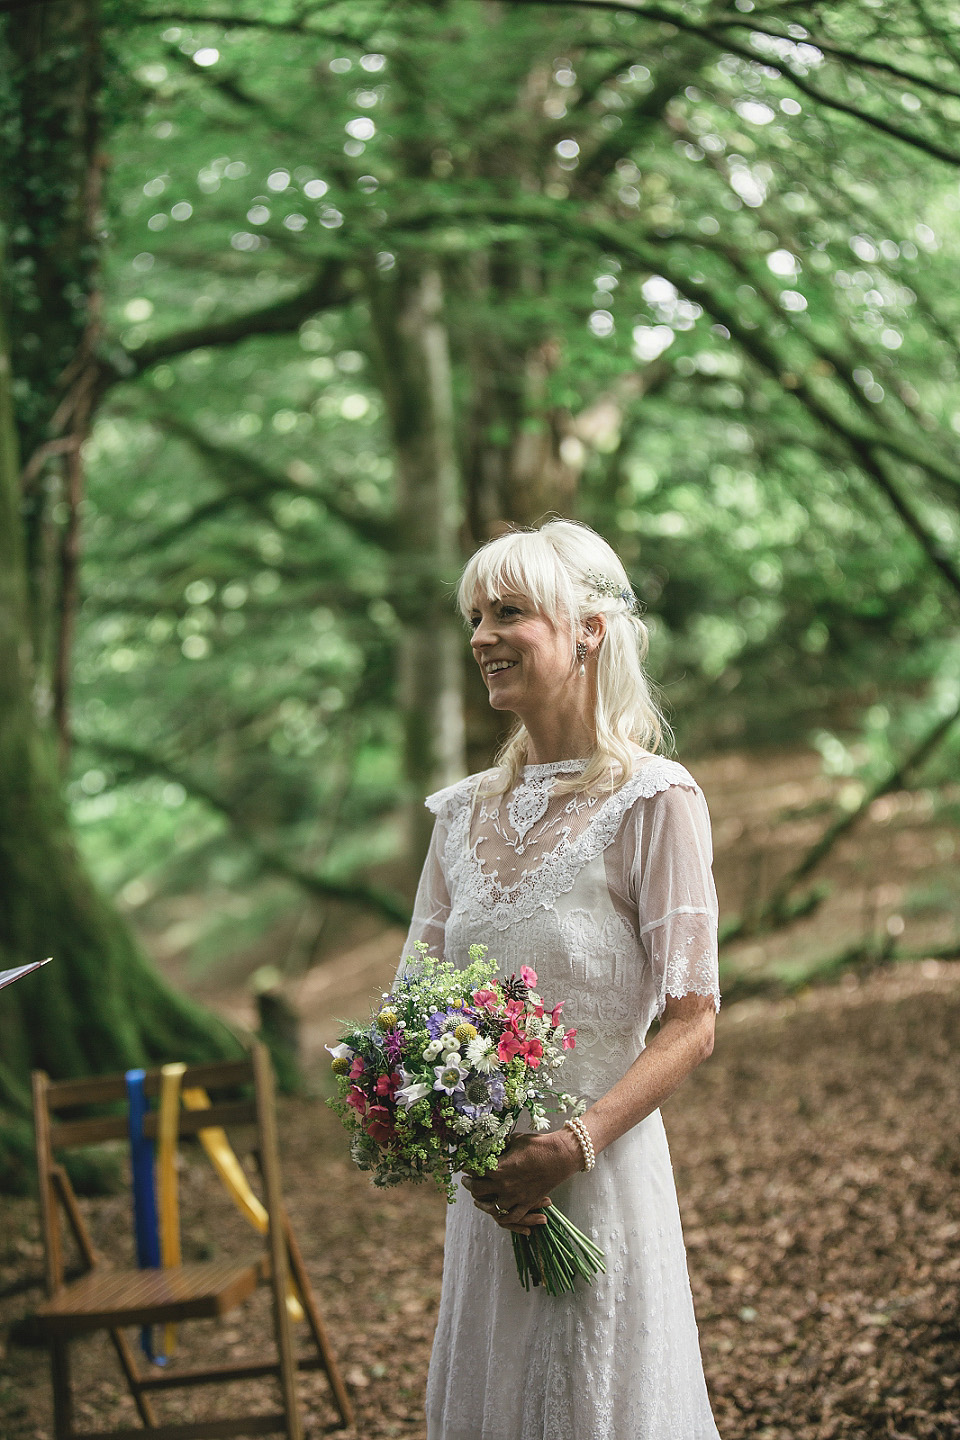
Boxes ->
[456,244,582,772]
[0,4,239,1191]
[367,261,467,873]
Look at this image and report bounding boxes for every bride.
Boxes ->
[401,518,722,1440]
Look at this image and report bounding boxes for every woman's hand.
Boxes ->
[463,1130,583,1235]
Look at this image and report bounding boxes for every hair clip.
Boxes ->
[586,571,642,615]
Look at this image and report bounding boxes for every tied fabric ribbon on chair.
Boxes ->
[157,1063,187,1358]
[125,1069,168,1365]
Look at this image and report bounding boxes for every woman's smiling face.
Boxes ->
[468,592,574,718]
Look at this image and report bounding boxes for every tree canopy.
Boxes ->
[1,0,958,1111]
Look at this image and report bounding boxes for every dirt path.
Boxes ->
[2,959,959,1439]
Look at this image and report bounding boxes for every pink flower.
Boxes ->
[519,1037,544,1068]
[520,965,538,988]
[348,1055,366,1081]
[472,988,500,1013]
[346,1086,368,1115]
[549,1002,565,1025]
[375,1070,403,1099]
[497,1032,523,1063]
[504,998,525,1023]
[561,1029,577,1050]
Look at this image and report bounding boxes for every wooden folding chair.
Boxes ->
[32,1042,354,1440]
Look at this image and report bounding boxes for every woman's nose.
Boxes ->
[470,618,494,650]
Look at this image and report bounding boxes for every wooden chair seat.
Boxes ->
[36,1256,267,1336]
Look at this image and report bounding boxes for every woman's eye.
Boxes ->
[499,606,520,618]
[469,615,481,629]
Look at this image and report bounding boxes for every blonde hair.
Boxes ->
[458,519,670,795]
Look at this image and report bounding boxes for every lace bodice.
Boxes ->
[402,754,720,1100]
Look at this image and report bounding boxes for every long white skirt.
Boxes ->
[426,1110,721,1440]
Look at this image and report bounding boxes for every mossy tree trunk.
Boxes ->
[0,2,238,1192]
[367,261,467,872]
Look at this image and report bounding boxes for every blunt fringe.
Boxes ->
[457,519,671,796]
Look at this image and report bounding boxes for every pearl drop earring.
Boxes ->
[576,641,587,677]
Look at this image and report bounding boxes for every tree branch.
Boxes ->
[87,739,412,928]
[389,195,960,603]
[126,8,365,39]
[723,691,960,942]
[100,260,352,388]
[117,407,398,553]
[710,16,960,102]
[493,0,960,166]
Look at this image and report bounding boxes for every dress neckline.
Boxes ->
[518,750,660,783]
[520,758,589,779]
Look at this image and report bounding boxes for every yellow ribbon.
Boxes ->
[181,1086,304,1321]
[158,1063,187,1356]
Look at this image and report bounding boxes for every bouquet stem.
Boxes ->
[511,1204,606,1295]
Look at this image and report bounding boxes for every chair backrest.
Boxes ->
[32,1046,280,1295]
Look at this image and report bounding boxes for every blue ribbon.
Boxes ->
[125,1069,167,1365]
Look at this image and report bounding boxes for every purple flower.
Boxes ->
[384,1031,404,1065]
[427,1005,471,1039]
[453,1071,506,1118]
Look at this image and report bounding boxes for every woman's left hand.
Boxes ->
[463,1130,583,1234]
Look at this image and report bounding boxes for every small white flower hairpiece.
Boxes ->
[586,571,642,615]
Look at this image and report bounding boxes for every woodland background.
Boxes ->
[1,1,959,1433]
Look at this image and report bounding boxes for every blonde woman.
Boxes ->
[403,519,721,1440]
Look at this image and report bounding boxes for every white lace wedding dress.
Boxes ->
[401,754,722,1440]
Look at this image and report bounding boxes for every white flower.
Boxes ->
[532,1113,552,1132]
[465,1036,499,1073]
[325,1042,354,1060]
[451,1113,475,1134]
[440,1033,461,1053]
[422,1038,444,1062]
[434,1062,468,1095]
[395,1079,432,1109]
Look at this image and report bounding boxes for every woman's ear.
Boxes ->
[583,613,607,650]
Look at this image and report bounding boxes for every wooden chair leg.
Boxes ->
[254,1046,303,1440]
[51,1165,159,1426]
[109,1327,159,1428]
[283,1216,354,1429]
[50,1338,74,1440]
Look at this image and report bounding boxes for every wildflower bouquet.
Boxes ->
[327,943,606,1294]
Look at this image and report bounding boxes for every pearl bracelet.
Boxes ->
[564,1116,596,1173]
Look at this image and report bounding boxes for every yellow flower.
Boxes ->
[331,1057,350,1075]
[376,1009,398,1031]
[454,1022,478,1043]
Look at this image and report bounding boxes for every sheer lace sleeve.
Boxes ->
[396,814,452,980]
[629,780,720,1017]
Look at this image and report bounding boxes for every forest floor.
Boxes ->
[2,749,959,1439]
